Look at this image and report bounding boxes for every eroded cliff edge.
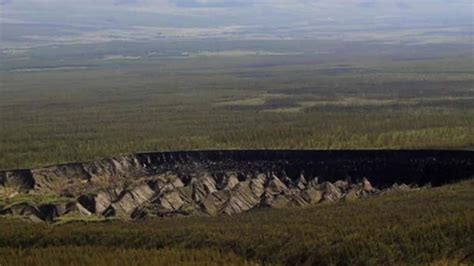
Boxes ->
[0,150,473,222]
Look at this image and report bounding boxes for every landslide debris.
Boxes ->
[0,174,423,222]
[0,150,472,222]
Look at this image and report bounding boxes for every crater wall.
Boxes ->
[0,150,473,222]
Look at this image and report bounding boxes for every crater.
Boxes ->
[0,150,472,222]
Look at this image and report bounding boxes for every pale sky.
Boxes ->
[1,0,471,35]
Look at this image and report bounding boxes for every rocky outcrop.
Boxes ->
[104,183,156,218]
[0,201,77,222]
[0,175,449,222]
[0,150,472,222]
[0,170,35,193]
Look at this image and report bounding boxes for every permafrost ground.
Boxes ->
[0,150,473,222]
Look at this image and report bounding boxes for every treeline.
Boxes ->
[0,108,472,170]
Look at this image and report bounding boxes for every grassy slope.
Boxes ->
[0,179,472,265]
[0,247,251,266]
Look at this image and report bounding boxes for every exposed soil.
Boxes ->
[0,150,473,222]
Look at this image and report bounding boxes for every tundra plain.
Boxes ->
[1,40,473,170]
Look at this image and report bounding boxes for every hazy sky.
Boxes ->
[1,1,470,26]
[2,0,472,14]
[1,0,471,47]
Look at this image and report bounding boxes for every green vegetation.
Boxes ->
[0,194,73,208]
[0,46,473,170]
[51,214,111,226]
[0,179,472,265]
[0,247,251,266]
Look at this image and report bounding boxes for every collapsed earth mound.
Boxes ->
[0,150,473,222]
